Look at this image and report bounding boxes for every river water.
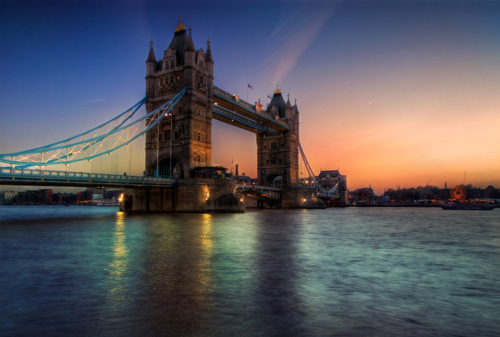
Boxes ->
[0,205,499,337]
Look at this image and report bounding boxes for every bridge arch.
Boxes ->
[265,174,283,189]
[158,156,184,179]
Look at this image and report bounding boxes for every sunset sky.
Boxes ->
[1,0,499,194]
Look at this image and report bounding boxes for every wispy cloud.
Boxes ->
[84,99,104,104]
[259,3,338,86]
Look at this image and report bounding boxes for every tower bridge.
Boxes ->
[0,20,343,212]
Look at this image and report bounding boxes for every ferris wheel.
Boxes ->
[451,185,467,200]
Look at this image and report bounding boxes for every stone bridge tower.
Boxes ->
[257,87,300,189]
[145,20,214,179]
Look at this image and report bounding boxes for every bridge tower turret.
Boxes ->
[144,20,213,179]
[145,39,156,97]
[257,87,300,189]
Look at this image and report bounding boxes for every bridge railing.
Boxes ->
[0,167,176,186]
[236,184,281,192]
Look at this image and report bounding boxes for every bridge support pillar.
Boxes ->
[120,178,244,213]
[281,187,326,209]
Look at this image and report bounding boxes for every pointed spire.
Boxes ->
[147,38,156,62]
[274,85,281,95]
[175,18,186,32]
[286,93,292,108]
[206,38,213,63]
[186,26,195,52]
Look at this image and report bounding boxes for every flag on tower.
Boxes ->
[267,95,272,100]
[247,83,253,89]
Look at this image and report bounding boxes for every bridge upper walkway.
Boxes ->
[213,87,289,133]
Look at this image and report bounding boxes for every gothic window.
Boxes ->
[264,143,268,150]
[170,60,174,68]
[270,152,278,164]
[271,141,278,150]
[201,152,205,163]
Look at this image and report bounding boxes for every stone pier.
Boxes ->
[120,177,244,213]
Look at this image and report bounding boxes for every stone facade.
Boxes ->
[120,179,243,213]
[257,88,300,189]
[122,20,243,213]
[145,21,214,179]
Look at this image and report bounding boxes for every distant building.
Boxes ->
[317,170,348,206]
[52,192,77,204]
[104,188,123,205]
[0,191,16,205]
[484,185,500,199]
[350,187,375,204]
[236,172,256,185]
[78,188,105,204]
[38,189,53,204]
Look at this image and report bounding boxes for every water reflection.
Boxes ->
[106,211,130,303]
[254,210,308,336]
[109,212,128,279]
[144,214,215,336]
[198,213,214,294]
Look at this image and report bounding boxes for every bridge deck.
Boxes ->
[212,105,269,133]
[236,184,281,200]
[0,167,175,188]
[213,87,289,132]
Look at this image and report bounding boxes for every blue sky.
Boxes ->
[1,0,499,193]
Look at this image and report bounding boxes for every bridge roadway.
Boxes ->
[0,167,175,188]
[212,87,289,133]
[236,184,281,200]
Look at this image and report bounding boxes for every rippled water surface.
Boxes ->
[1,205,499,336]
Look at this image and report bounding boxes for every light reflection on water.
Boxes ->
[0,206,499,336]
[107,211,128,300]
